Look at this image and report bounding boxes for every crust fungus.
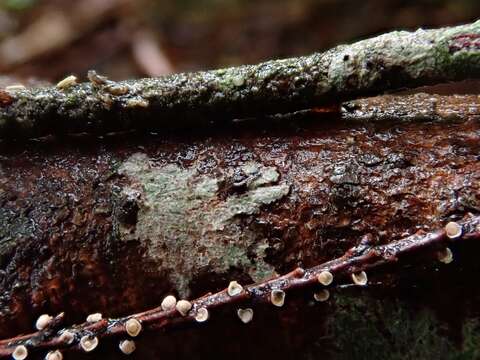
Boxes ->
[237,308,254,324]
[438,247,453,264]
[445,221,462,239]
[12,345,28,360]
[314,289,330,302]
[86,313,103,323]
[227,281,244,297]
[176,300,192,316]
[125,318,142,337]
[351,271,368,286]
[35,314,53,330]
[161,295,177,311]
[80,336,98,353]
[195,307,209,323]
[317,271,334,286]
[119,340,136,355]
[56,75,77,89]
[270,289,286,307]
[45,350,63,360]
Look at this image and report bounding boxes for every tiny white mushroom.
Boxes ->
[351,271,368,286]
[56,75,77,89]
[270,289,286,307]
[80,336,98,352]
[12,345,28,360]
[227,281,243,296]
[59,330,75,345]
[35,314,53,330]
[176,300,192,316]
[438,247,453,264]
[86,313,102,323]
[195,307,209,323]
[119,340,136,355]
[317,271,334,286]
[125,318,142,337]
[161,295,177,311]
[445,221,462,239]
[237,308,254,324]
[45,350,63,360]
[314,289,330,302]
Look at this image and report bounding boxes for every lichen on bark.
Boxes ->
[116,153,289,295]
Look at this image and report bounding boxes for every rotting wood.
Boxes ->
[0,215,478,358]
[0,93,479,344]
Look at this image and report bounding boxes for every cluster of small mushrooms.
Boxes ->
[5,221,464,360]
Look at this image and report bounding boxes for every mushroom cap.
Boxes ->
[314,289,330,302]
[317,271,334,286]
[351,271,368,286]
[438,247,453,264]
[12,345,28,360]
[45,350,63,360]
[125,318,142,337]
[176,300,193,316]
[35,314,53,331]
[445,222,462,239]
[161,295,177,311]
[227,281,244,297]
[80,336,99,352]
[270,289,286,307]
[237,308,254,324]
[195,307,209,322]
[119,340,136,355]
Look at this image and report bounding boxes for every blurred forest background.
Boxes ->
[0,0,479,86]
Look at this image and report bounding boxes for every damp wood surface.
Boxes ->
[0,92,479,357]
[1,21,480,139]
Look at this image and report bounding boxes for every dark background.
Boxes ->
[0,0,479,83]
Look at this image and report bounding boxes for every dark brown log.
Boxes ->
[0,93,479,355]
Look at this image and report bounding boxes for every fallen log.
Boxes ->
[0,93,479,356]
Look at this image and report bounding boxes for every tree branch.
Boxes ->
[0,215,478,358]
[1,21,480,139]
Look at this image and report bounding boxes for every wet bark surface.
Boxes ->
[0,93,480,359]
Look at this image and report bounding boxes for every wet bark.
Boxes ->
[1,21,480,139]
[0,93,479,346]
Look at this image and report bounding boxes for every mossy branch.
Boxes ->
[1,20,480,139]
[0,216,478,358]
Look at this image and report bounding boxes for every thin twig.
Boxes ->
[1,20,480,139]
[1,215,479,358]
